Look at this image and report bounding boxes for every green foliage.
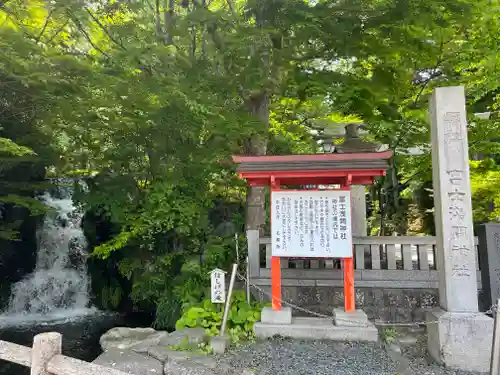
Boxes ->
[381,327,399,345]
[0,138,35,157]
[2,0,500,322]
[176,304,222,337]
[175,291,267,344]
[169,337,213,355]
[0,135,49,239]
[112,235,244,329]
[470,159,500,223]
[100,283,123,310]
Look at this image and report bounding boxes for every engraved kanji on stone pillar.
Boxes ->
[430,86,478,313]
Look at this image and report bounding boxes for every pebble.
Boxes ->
[217,338,487,375]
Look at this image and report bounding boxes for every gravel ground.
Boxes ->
[218,337,486,375]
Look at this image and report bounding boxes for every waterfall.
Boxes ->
[0,189,96,326]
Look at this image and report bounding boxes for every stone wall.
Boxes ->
[251,286,488,323]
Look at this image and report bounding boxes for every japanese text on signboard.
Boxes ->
[272,190,352,258]
[210,269,226,303]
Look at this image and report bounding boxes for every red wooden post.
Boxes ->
[343,257,355,312]
[270,176,282,311]
[343,179,355,313]
[232,153,393,314]
[271,257,281,310]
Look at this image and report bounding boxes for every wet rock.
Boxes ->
[100,327,208,353]
[98,327,254,375]
[159,328,208,347]
[93,350,163,375]
[146,346,205,363]
[164,354,254,375]
[100,327,168,351]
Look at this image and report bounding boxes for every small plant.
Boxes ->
[197,342,213,354]
[381,327,399,344]
[175,291,268,345]
[174,299,223,336]
[169,336,213,355]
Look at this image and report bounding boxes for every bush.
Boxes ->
[175,291,268,344]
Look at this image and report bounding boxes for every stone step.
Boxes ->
[254,317,379,342]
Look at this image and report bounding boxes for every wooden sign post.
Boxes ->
[270,187,354,312]
[209,268,226,304]
[232,150,392,317]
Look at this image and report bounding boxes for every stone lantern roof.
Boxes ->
[335,123,382,153]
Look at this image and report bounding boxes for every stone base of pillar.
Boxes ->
[260,306,292,325]
[426,310,493,373]
[332,309,370,327]
[210,335,230,354]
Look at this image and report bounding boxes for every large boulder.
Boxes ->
[100,327,168,351]
[159,328,207,347]
[97,327,254,375]
[146,347,205,363]
[93,350,163,375]
[164,353,254,375]
[100,327,208,352]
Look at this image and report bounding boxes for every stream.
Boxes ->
[0,189,127,374]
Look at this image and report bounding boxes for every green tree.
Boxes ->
[3,0,500,324]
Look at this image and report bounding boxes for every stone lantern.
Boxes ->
[335,123,383,237]
[335,123,381,153]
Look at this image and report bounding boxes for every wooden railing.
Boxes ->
[0,332,129,375]
[246,231,481,289]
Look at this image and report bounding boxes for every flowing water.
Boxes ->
[0,188,119,375]
[0,191,96,327]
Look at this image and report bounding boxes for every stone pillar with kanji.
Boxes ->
[427,86,493,373]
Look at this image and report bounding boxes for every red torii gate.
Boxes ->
[233,150,392,313]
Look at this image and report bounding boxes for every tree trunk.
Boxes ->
[164,0,175,45]
[244,0,270,234]
[244,93,269,234]
[201,0,207,59]
[155,0,162,37]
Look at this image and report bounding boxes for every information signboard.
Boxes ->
[209,268,226,303]
[271,190,352,258]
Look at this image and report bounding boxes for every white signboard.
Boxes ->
[271,190,352,258]
[209,268,226,303]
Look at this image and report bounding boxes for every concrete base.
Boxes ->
[260,306,292,325]
[210,335,230,354]
[254,317,378,342]
[426,310,493,373]
[333,309,370,327]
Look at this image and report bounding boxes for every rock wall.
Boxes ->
[95,327,254,375]
[0,162,45,310]
[251,286,488,323]
[0,207,39,308]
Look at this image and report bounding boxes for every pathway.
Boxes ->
[218,337,485,375]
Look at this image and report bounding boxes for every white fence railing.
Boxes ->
[0,332,129,375]
[246,231,481,289]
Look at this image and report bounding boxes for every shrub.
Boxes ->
[175,291,268,344]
